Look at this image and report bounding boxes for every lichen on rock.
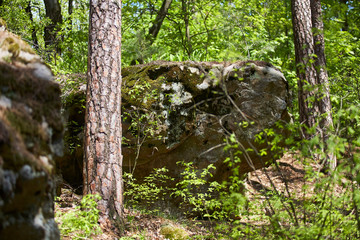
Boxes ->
[121,61,289,174]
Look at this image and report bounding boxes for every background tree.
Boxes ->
[25,1,39,51]
[43,0,63,54]
[291,0,334,132]
[291,0,319,133]
[147,0,172,45]
[130,0,173,64]
[311,0,333,130]
[83,0,123,228]
[292,0,336,169]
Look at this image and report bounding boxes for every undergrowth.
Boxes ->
[122,102,360,239]
[55,194,102,239]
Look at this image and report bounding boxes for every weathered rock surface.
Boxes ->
[0,28,62,239]
[60,60,289,189]
[122,61,289,182]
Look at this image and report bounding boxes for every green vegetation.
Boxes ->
[122,117,360,239]
[55,194,102,239]
[2,0,360,239]
[160,224,189,240]
[123,168,174,215]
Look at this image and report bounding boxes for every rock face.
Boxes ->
[0,29,62,239]
[60,60,289,189]
[122,61,289,182]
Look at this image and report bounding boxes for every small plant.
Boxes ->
[172,161,224,219]
[123,167,174,214]
[119,231,148,240]
[215,104,360,239]
[56,194,102,239]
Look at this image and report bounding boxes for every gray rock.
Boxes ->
[120,61,289,182]
[60,60,290,191]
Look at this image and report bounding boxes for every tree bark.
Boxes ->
[339,0,349,31]
[25,1,39,51]
[292,0,336,169]
[311,0,333,129]
[43,0,63,53]
[291,0,319,132]
[148,0,172,44]
[311,0,336,170]
[84,0,123,228]
[181,0,192,57]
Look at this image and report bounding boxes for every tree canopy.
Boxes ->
[1,1,358,104]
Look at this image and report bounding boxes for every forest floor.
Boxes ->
[54,152,343,239]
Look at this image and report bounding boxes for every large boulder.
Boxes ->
[0,28,62,239]
[60,60,289,189]
[122,61,289,182]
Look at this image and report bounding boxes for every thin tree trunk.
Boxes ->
[67,0,73,60]
[311,0,333,129]
[311,0,336,170]
[284,0,291,61]
[131,0,172,65]
[68,0,73,28]
[25,1,39,51]
[291,0,319,132]
[148,0,172,44]
[181,0,192,57]
[84,0,123,228]
[340,0,349,31]
[43,0,63,54]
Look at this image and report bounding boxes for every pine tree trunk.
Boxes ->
[311,0,333,129]
[291,0,319,133]
[292,0,336,169]
[84,0,123,228]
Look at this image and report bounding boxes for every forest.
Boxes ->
[0,0,360,239]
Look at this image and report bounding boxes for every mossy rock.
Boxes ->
[0,28,62,239]
[0,30,40,64]
[160,224,189,240]
[59,61,290,218]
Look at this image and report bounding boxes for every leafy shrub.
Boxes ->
[56,194,102,239]
[123,167,174,214]
[172,161,224,219]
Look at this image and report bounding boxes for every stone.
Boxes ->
[60,60,290,190]
[121,61,289,183]
[0,27,62,240]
